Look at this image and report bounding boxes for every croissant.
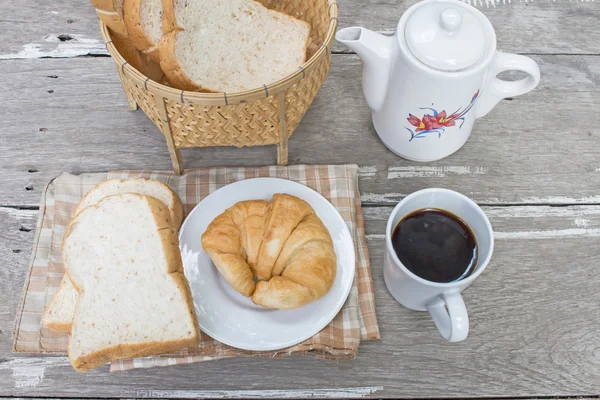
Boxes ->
[201,194,337,309]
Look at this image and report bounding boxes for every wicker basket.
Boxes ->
[100,0,338,174]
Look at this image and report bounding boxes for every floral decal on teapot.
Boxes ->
[406,90,479,141]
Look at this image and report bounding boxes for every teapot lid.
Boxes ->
[405,2,488,71]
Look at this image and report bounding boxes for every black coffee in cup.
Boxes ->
[391,208,477,283]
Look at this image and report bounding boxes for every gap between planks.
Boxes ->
[7,205,600,242]
[3,43,599,60]
[363,205,600,240]
[360,194,600,207]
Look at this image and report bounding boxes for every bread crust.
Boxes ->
[90,0,121,12]
[147,195,201,349]
[91,0,127,37]
[62,194,199,371]
[71,335,200,372]
[95,9,128,37]
[170,189,184,228]
[161,0,180,34]
[123,0,160,62]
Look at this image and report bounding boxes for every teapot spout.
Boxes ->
[336,27,396,112]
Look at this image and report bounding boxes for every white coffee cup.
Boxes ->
[383,188,494,342]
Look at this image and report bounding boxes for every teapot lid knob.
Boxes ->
[404,1,492,72]
[439,7,462,32]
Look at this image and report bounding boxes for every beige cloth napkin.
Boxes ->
[13,165,379,372]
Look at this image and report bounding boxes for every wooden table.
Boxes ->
[1,0,600,398]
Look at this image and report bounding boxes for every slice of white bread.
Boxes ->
[123,0,164,62]
[41,178,184,333]
[41,276,79,333]
[63,194,199,371]
[75,178,183,227]
[91,0,128,37]
[160,0,310,92]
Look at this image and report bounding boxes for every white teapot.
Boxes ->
[336,0,540,162]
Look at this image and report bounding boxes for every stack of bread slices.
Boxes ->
[90,0,311,92]
[42,178,199,371]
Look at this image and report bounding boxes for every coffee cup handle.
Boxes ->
[426,291,469,342]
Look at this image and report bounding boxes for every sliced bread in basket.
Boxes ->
[63,193,199,371]
[41,178,184,333]
[160,0,311,92]
[123,0,164,62]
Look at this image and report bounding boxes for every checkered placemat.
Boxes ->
[13,165,379,371]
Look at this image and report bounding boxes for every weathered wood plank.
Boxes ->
[1,0,599,58]
[5,398,124,400]
[3,398,597,400]
[0,0,107,59]
[2,205,600,398]
[0,55,598,206]
[0,208,37,356]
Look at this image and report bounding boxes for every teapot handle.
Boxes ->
[475,52,540,119]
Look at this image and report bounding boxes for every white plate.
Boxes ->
[179,178,355,351]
